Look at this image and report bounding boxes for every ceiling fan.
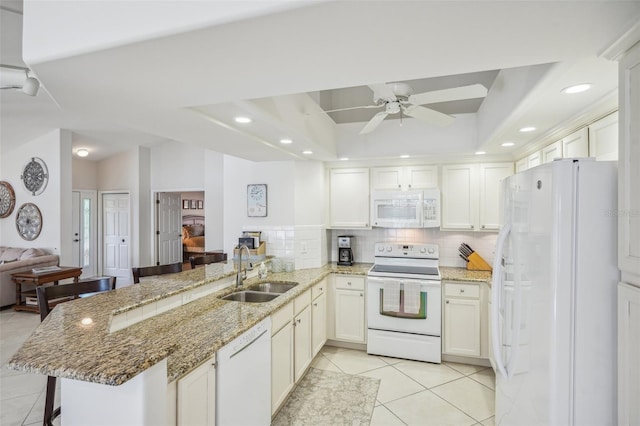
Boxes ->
[324,82,488,134]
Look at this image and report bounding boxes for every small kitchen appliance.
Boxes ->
[337,235,354,266]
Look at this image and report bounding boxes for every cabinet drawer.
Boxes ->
[294,290,311,315]
[271,302,293,335]
[444,282,479,298]
[312,281,326,300]
[334,275,365,290]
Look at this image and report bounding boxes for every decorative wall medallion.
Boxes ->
[0,181,16,219]
[15,203,42,241]
[21,157,49,196]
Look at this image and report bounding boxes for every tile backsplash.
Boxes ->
[328,228,498,268]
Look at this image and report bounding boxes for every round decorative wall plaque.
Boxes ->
[0,181,16,219]
[21,157,48,196]
[15,203,42,241]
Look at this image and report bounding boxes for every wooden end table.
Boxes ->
[11,267,83,313]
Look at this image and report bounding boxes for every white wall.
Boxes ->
[72,158,98,190]
[0,129,72,262]
[204,150,224,251]
[150,141,205,191]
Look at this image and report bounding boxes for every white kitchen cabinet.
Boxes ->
[443,282,481,357]
[371,165,438,191]
[562,127,589,158]
[329,168,370,228]
[515,157,528,173]
[442,163,513,231]
[333,275,366,343]
[441,164,478,230]
[311,281,327,357]
[541,141,563,164]
[271,303,294,415]
[177,355,216,426]
[589,111,619,161]
[617,41,640,426]
[294,305,312,382]
[527,151,541,168]
[479,163,513,230]
[618,282,640,426]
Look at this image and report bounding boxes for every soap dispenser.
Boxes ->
[259,262,268,279]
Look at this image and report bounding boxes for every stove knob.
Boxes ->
[377,246,385,252]
[420,247,427,254]
[386,245,392,252]
[428,248,435,254]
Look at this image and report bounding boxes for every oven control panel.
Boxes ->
[374,243,438,259]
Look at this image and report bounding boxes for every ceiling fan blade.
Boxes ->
[403,105,454,127]
[408,84,488,106]
[359,111,389,134]
[324,104,383,114]
[368,83,396,101]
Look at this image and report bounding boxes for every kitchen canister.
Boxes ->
[284,259,295,272]
[271,258,283,273]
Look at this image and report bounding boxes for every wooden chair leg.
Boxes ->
[43,375,58,426]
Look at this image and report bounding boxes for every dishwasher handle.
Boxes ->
[229,329,268,359]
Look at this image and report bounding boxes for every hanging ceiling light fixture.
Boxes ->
[0,64,40,96]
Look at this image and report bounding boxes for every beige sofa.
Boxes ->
[0,247,59,308]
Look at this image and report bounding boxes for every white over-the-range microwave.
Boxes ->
[371,189,441,228]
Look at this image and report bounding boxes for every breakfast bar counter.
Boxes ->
[7,261,371,385]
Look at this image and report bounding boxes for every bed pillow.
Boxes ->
[189,224,205,237]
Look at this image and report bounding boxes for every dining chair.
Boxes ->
[131,262,182,284]
[36,276,117,426]
[189,253,227,269]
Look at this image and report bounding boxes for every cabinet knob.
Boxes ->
[460,289,465,293]
[360,293,363,297]
[481,225,486,229]
[408,184,412,188]
[313,302,318,307]
[470,225,474,229]
[398,184,401,188]
[446,300,450,304]
[297,318,301,324]
[347,282,352,286]
[319,288,323,291]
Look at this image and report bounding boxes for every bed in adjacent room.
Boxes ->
[182,215,205,258]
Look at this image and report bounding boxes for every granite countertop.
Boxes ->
[8,261,372,386]
[440,266,492,284]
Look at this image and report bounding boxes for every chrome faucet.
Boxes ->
[236,244,253,288]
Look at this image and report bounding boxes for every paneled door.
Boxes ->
[156,192,182,265]
[72,190,97,278]
[103,193,130,283]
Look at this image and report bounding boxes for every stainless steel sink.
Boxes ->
[220,291,279,303]
[249,282,298,294]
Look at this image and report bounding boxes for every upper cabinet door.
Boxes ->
[405,165,438,190]
[371,167,403,190]
[562,127,589,158]
[542,141,563,164]
[329,168,370,228]
[441,164,478,230]
[589,111,619,161]
[479,163,513,230]
[371,165,438,191]
[618,43,640,282]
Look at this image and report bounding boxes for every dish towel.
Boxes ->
[382,281,400,313]
[403,281,421,314]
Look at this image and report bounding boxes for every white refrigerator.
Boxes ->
[491,159,619,425]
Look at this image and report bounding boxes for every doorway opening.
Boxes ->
[155,191,205,266]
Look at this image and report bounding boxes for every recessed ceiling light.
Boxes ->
[280,139,292,144]
[475,151,486,155]
[561,83,592,94]
[519,126,536,133]
[234,116,252,124]
[339,157,349,161]
[76,149,89,157]
[302,150,313,155]
[400,154,410,159]
[501,142,515,147]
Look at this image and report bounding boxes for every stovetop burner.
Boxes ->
[368,242,441,281]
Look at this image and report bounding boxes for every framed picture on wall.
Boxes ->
[247,184,267,217]
[190,200,197,209]
[197,200,203,209]
[182,200,190,209]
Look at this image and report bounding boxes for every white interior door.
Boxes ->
[156,192,182,265]
[72,190,97,278]
[103,193,130,282]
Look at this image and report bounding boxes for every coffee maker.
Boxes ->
[337,235,354,266]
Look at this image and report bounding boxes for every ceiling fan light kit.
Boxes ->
[334,81,488,135]
[0,65,40,96]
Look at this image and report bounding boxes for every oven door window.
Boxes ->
[379,289,427,319]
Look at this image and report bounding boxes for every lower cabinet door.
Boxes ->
[271,322,294,415]
[294,305,312,382]
[177,356,216,426]
[311,292,327,356]
[443,298,481,356]
[334,289,365,343]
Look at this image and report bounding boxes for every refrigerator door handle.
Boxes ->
[491,223,511,379]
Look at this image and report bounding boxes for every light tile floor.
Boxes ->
[0,309,496,426]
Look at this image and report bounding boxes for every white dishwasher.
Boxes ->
[216,317,271,425]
